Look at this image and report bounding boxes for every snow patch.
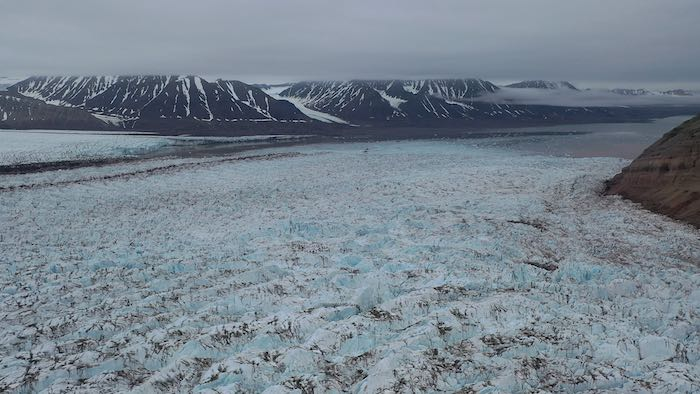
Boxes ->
[375,89,407,110]
[266,90,349,124]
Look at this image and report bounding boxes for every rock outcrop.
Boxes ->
[606,114,700,227]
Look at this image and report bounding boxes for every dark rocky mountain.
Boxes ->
[253,83,293,90]
[0,92,108,130]
[281,80,398,121]
[397,79,500,98]
[278,79,700,124]
[662,89,694,96]
[606,114,700,227]
[6,76,700,132]
[506,80,579,90]
[610,88,653,96]
[279,79,523,122]
[610,88,695,97]
[610,88,696,97]
[10,76,310,126]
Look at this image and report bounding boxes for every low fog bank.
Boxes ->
[475,87,700,107]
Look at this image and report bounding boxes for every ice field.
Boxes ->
[0,130,172,166]
[0,139,698,392]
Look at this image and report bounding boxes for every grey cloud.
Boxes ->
[1,0,699,87]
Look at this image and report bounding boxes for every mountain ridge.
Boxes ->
[279,79,520,122]
[9,76,311,125]
[4,75,700,133]
[506,80,579,90]
[610,88,696,97]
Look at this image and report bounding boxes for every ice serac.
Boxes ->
[606,114,700,227]
[1,140,699,392]
[9,76,310,124]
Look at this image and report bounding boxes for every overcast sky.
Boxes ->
[2,0,699,88]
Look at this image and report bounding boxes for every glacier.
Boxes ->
[0,130,170,166]
[0,140,698,393]
[0,131,314,168]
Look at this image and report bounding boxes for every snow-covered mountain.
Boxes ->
[506,80,579,90]
[278,79,520,122]
[609,88,653,96]
[281,81,397,121]
[277,78,698,123]
[662,89,694,96]
[610,88,695,97]
[6,76,700,130]
[277,78,700,124]
[10,76,310,124]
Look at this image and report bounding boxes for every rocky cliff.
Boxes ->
[606,115,700,227]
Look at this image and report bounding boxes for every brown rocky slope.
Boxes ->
[606,114,700,227]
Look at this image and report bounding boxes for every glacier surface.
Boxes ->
[0,130,171,166]
[0,140,698,393]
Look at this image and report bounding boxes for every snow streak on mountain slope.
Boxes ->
[10,77,700,128]
[280,81,398,121]
[0,141,698,393]
[280,79,510,122]
[261,85,350,124]
[14,76,124,107]
[402,78,500,98]
[275,95,351,124]
[10,76,310,123]
[216,80,309,122]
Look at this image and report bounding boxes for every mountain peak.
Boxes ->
[9,75,310,124]
[506,80,579,90]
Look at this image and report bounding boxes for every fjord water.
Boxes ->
[475,115,694,159]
